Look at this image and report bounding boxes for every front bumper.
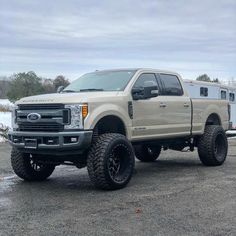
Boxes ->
[8,130,93,153]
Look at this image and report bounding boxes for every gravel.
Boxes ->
[0,141,236,236]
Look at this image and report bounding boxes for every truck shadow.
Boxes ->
[134,158,203,173]
[9,157,205,194]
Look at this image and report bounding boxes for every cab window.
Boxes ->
[133,73,158,88]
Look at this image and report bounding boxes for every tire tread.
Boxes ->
[87,133,134,190]
[134,144,161,162]
[198,125,228,166]
[11,148,55,181]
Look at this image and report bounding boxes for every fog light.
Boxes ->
[71,137,77,143]
[64,136,78,144]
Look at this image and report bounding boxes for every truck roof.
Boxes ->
[95,68,180,76]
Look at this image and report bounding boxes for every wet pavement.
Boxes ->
[0,140,236,236]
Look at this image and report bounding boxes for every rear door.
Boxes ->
[157,73,192,136]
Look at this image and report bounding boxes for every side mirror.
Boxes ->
[132,87,144,100]
[143,86,159,99]
[132,86,159,100]
[57,86,64,93]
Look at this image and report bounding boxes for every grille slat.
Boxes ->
[18,104,64,110]
[18,123,63,132]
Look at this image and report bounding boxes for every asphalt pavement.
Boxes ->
[0,140,236,236]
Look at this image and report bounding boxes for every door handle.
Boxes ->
[184,103,189,108]
[160,103,167,108]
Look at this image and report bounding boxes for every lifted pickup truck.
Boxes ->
[8,69,230,190]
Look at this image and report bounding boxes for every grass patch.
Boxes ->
[0,124,9,140]
[0,104,12,112]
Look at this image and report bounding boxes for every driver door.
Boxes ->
[131,73,164,140]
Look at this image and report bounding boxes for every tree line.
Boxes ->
[0,71,70,102]
[0,79,11,99]
[196,74,220,83]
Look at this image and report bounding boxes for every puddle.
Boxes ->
[0,175,17,192]
[0,175,17,208]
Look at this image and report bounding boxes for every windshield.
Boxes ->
[63,70,137,92]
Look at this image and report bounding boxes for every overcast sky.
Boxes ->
[0,0,235,81]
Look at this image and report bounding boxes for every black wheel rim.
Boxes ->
[214,133,227,161]
[30,155,45,172]
[108,143,132,184]
[147,146,157,157]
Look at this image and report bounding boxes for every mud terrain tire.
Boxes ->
[134,144,161,162]
[11,148,55,181]
[87,133,135,190]
[198,125,228,166]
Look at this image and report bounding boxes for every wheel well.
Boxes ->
[94,115,126,136]
[206,113,221,126]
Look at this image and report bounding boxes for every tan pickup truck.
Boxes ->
[8,68,230,190]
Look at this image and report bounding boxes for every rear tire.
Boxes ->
[87,133,135,190]
[134,144,161,162]
[11,148,55,181]
[198,125,228,166]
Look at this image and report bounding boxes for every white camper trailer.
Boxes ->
[184,80,236,130]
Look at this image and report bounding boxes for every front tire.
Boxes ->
[134,144,161,162]
[87,133,135,190]
[11,148,55,181]
[198,125,228,166]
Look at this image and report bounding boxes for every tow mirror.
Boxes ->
[132,86,159,100]
[144,86,159,98]
[132,87,144,100]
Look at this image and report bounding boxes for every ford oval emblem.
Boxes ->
[27,113,41,122]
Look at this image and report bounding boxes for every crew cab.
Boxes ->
[8,69,230,190]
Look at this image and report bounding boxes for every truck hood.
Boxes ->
[16,91,120,105]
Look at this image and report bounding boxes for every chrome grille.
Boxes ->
[16,104,70,132]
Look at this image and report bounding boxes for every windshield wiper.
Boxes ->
[62,90,77,93]
[79,88,104,92]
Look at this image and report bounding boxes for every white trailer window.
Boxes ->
[229,93,235,102]
[200,87,208,97]
[221,90,227,100]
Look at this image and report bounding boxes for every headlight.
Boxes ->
[65,104,88,129]
[11,105,19,130]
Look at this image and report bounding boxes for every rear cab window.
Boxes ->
[158,74,183,96]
